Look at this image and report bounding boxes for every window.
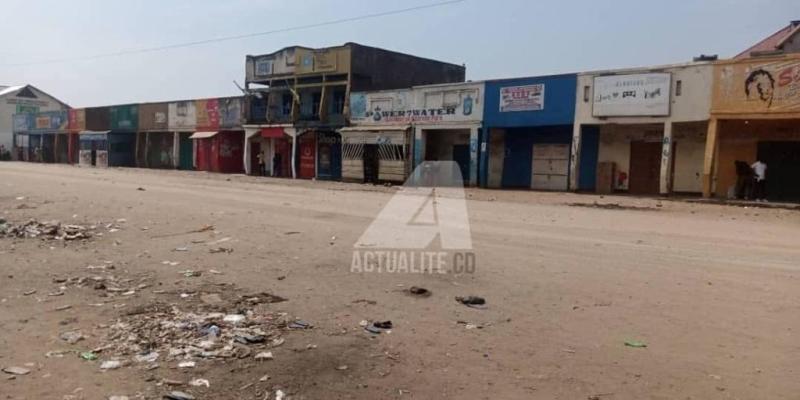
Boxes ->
[583,85,591,102]
[282,93,293,116]
[675,80,682,96]
[332,90,346,114]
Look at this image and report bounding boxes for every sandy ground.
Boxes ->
[0,162,799,400]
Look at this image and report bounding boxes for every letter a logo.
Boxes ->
[355,161,472,250]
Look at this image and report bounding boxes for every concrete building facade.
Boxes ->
[570,62,714,195]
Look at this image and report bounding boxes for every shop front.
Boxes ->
[339,126,411,183]
[704,55,800,201]
[12,111,70,163]
[137,102,174,169]
[480,75,576,190]
[78,131,108,167]
[570,63,713,195]
[190,131,245,174]
[169,100,197,170]
[316,131,342,180]
[349,82,483,186]
[244,126,293,178]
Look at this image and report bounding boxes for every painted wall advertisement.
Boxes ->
[196,99,220,130]
[499,84,545,112]
[13,111,68,132]
[350,85,483,125]
[592,73,671,117]
[169,101,197,130]
[713,58,800,114]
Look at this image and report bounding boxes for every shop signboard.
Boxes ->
[592,73,671,117]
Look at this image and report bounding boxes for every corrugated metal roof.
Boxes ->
[0,85,24,98]
[735,21,800,59]
[190,131,218,139]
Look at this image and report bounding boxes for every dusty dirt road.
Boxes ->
[1,162,799,400]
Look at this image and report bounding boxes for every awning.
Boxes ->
[79,130,111,135]
[339,125,410,132]
[339,126,408,145]
[260,128,286,138]
[190,131,219,139]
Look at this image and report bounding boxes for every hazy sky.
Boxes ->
[1,0,798,107]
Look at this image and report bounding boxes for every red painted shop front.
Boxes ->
[192,131,244,173]
[213,131,244,174]
[298,133,317,179]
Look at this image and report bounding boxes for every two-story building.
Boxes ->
[242,42,465,179]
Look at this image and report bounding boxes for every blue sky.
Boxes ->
[1,0,798,107]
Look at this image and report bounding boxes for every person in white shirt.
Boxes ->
[751,160,768,202]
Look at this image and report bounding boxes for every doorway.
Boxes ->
[757,141,800,201]
[363,144,379,184]
[628,141,662,195]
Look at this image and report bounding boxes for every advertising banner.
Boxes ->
[499,84,545,112]
[593,73,671,117]
[713,57,800,114]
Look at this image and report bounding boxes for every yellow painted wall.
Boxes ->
[714,119,800,197]
[712,56,800,116]
[295,47,352,75]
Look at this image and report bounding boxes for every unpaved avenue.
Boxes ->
[1,162,799,400]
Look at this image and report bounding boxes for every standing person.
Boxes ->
[272,152,282,177]
[734,160,753,199]
[751,159,768,202]
[256,150,265,176]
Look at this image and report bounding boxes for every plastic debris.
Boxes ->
[223,314,246,324]
[163,391,195,400]
[133,352,159,363]
[288,320,311,329]
[624,340,648,348]
[80,351,99,361]
[0,219,97,241]
[2,366,31,375]
[254,352,274,360]
[189,378,210,388]
[275,390,286,400]
[60,331,84,344]
[407,286,432,297]
[100,360,122,370]
[178,361,196,369]
[455,296,487,309]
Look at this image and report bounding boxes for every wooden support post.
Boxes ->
[702,118,719,198]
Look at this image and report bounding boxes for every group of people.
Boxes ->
[734,159,768,202]
[255,150,282,177]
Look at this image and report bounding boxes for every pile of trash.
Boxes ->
[0,218,96,241]
[94,296,293,367]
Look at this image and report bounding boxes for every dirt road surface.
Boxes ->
[1,162,799,400]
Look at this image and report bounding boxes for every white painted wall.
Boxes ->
[570,63,713,192]
[350,81,485,127]
[574,62,713,125]
[0,86,67,152]
[672,125,707,193]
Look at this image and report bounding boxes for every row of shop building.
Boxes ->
[12,97,248,173]
[10,35,800,201]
